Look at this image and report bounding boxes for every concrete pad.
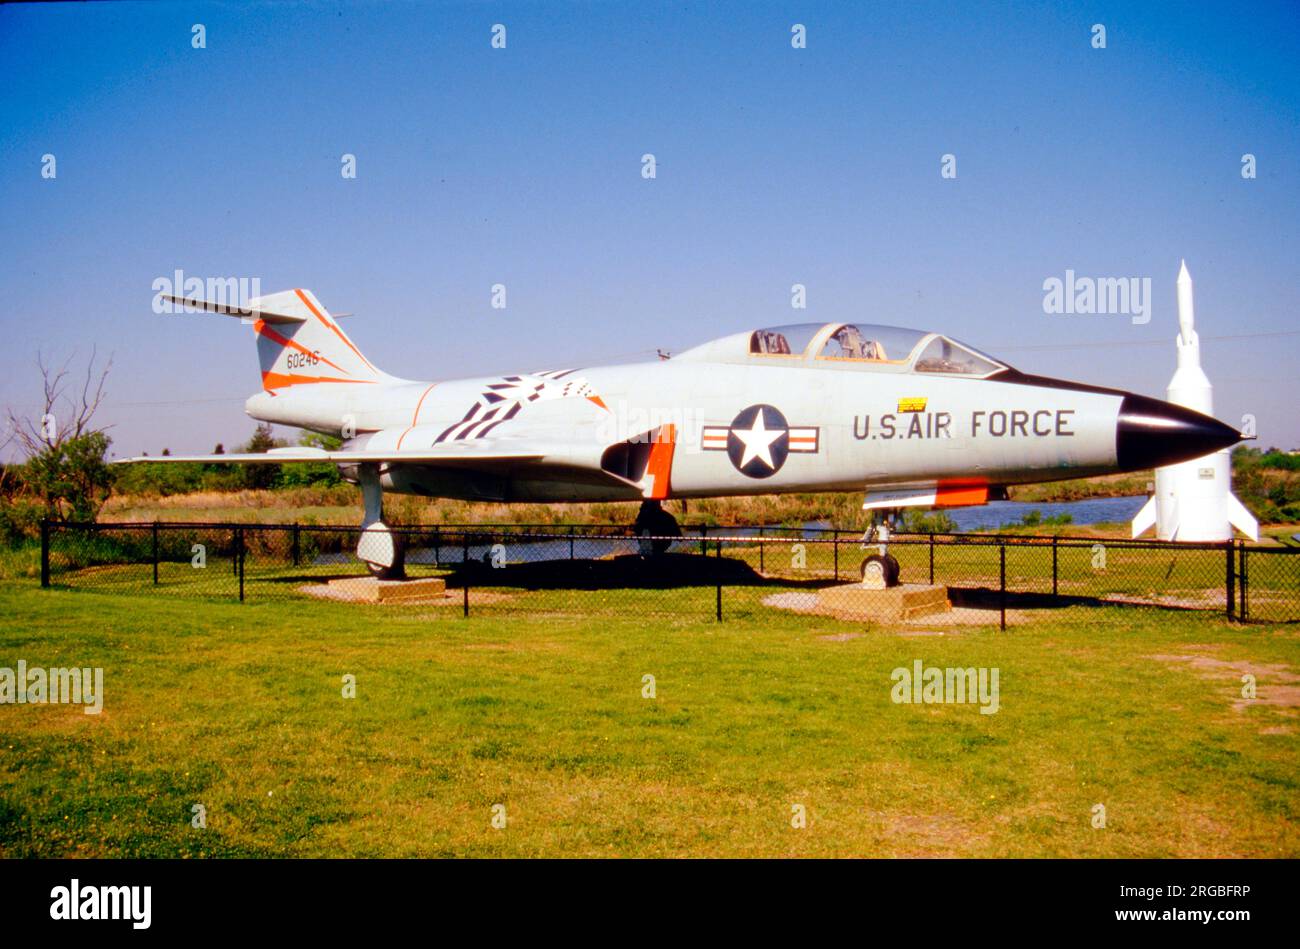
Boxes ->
[311,576,448,604]
[816,583,951,621]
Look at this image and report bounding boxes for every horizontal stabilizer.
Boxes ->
[163,294,308,326]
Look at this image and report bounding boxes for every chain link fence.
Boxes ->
[37,520,1300,626]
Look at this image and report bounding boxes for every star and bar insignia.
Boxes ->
[701,404,819,478]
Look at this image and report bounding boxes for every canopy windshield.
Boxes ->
[740,322,1007,374]
[913,335,1004,376]
[815,324,930,363]
[749,325,823,356]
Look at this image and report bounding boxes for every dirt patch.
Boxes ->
[905,606,1024,627]
[865,810,990,857]
[1147,653,1300,716]
[764,592,1019,629]
[299,583,512,607]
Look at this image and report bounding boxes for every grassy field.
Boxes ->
[1,577,1297,857]
[100,483,1161,530]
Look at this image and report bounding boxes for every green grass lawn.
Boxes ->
[1,578,1297,858]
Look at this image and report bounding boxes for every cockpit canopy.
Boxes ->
[676,322,1008,376]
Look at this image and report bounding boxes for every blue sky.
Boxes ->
[1,0,1297,457]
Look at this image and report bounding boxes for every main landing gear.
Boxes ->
[355,463,406,580]
[860,509,902,588]
[634,500,682,557]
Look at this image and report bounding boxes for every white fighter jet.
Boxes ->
[120,289,1244,584]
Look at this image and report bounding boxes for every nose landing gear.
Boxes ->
[356,462,406,580]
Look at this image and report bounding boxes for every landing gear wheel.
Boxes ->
[358,522,406,580]
[860,553,900,588]
[634,501,682,557]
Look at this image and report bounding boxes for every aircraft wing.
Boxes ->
[113,443,546,466]
[116,427,671,497]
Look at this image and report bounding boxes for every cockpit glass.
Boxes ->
[816,324,930,363]
[748,324,822,357]
[913,336,1003,376]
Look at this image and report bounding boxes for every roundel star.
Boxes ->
[726,404,791,478]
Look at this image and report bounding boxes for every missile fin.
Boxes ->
[1130,495,1158,538]
[1225,494,1260,542]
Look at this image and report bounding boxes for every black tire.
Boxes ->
[634,504,682,557]
[860,553,901,587]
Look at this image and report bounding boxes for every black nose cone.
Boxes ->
[1116,394,1242,471]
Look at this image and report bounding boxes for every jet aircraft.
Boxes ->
[120,289,1244,585]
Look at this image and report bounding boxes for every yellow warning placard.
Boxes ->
[897,397,928,413]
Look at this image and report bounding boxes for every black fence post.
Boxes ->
[152,521,159,585]
[1052,536,1059,601]
[237,527,245,603]
[40,518,50,588]
[433,527,440,566]
[758,527,764,573]
[462,570,469,618]
[833,537,839,581]
[714,541,722,621]
[1225,540,1235,621]
[999,542,1007,632]
[928,532,935,585]
[699,526,707,555]
[291,523,300,567]
[569,526,575,561]
[1239,541,1248,622]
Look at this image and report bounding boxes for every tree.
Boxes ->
[239,422,285,489]
[4,351,114,521]
[277,430,343,487]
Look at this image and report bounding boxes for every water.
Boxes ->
[944,495,1146,531]
[311,495,1149,566]
[805,494,1146,533]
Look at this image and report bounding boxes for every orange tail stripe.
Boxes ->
[254,319,348,376]
[294,288,376,372]
[261,371,375,391]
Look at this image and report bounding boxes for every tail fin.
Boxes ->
[250,289,389,391]
[166,287,392,392]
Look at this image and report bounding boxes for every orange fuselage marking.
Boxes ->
[396,383,440,449]
[645,424,676,500]
[934,480,989,507]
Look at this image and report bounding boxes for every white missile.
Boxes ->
[1131,262,1258,541]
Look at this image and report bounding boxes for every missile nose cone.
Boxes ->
[1116,393,1241,471]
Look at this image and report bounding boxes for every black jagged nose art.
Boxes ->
[1116,393,1243,471]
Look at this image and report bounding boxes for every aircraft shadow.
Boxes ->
[449,553,827,590]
